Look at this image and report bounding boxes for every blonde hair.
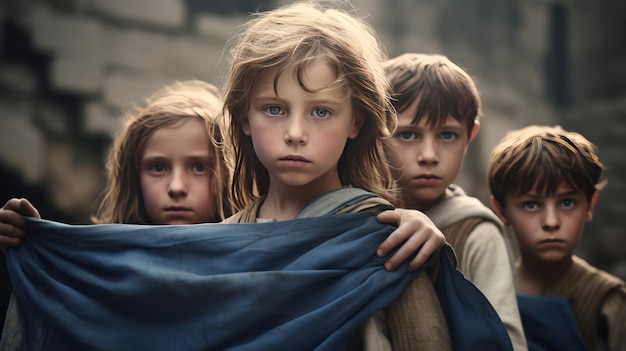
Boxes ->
[487,125,605,208]
[384,53,481,137]
[92,80,231,224]
[222,0,397,211]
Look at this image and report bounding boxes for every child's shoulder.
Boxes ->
[442,184,488,210]
[426,184,503,230]
[572,256,626,292]
[570,256,626,338]
[552,256,626,307]
[300,187,392,217]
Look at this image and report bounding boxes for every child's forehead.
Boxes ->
[262,57,337,80]
[253,60,349,98]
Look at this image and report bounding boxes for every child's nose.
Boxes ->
[168,169,188,197]
[417,139,438,164]
[284,115,307,144]
[542,206,561,231]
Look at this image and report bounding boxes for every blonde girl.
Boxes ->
[217,1,447,274]
[93,79,231,224]
[223,2,396,213]
[220,1,450,349]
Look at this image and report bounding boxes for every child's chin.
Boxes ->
[163,219,197,225]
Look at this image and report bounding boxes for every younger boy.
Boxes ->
[487,125,626,350]
[384,53,527,351]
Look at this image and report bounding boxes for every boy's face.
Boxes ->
[491,183,596,264]
[388,98,477,210]
[243,58,360,195]
[139,118,217,224]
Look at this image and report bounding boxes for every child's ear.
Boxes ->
[490,196,510,226]
[468,119,480,143]
[586,192,598,222]
[241,117,251,136]
[349,113,364,139]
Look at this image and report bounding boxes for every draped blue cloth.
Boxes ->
[518,294,588,351]
[434,249,513,351]
[7,213,417,351]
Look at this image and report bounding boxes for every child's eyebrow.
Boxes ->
[518,189,581,198]
[253,95,346,107]
[185,154,213,161]
[432,124,465,132]
[308,97,347,106]
[253,95,280,102]
[555,189,581,197]
[140,154,168,161]
[141,153,211,161]
[517,193,540,199]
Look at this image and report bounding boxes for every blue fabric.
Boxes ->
[7,209,514,351]
[433,248,514,351]
[518,294,588,351]
[7,213,417,351]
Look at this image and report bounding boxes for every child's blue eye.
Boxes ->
[312,108,330,118]
[561,199,575,209]
[193,163,206,172]
[523,202,538,210]
[440,131,457,141]
[150,164,166,172]
[265,106,283,115]
[396,131,416,140]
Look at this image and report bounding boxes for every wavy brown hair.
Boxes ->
[221,0,398,211]
[487,125,605,208]
[92,80,231,224]
[384,53,480,136]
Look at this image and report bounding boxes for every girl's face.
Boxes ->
[242,58,361,196]
[139,118,217,224]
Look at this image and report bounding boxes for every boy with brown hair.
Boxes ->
[384,53,528,350]
[488,125,626,350]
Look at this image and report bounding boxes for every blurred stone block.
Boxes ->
[0,62,38,94]
[194,13,242,41]
[84,101,122,136]
[92,0,185,28]
[103,73,167,108]
[28,4,103,55]
[0,101,44,184]
[104,28,167,73]
[163,37,223,80]
[51,54,103,93]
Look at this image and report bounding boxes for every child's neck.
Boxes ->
[403,190,448,211]
[260,182,342,221]
[516,255,574,295]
